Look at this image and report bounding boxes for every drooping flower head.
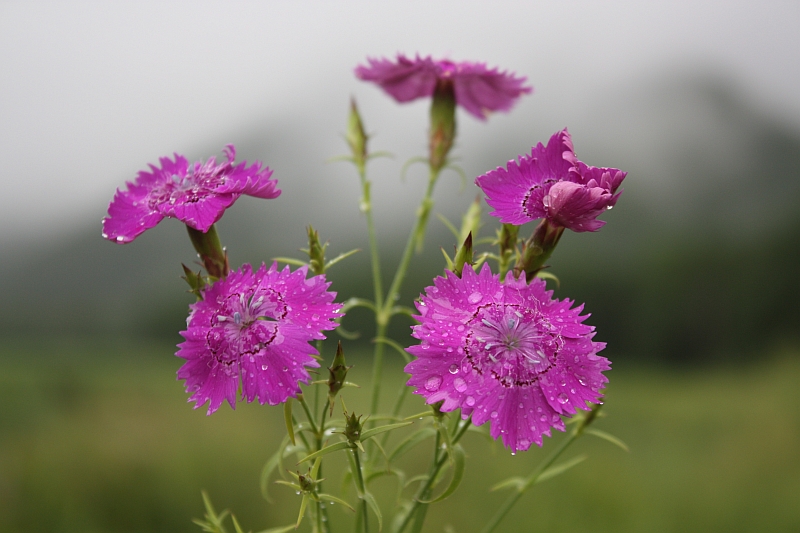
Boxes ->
[405,264,609,453]
[102,145,280,244]
[355,54,532,120]
[475,129,626,232]
[177,262,341,415]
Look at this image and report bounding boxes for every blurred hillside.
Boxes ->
[1,73,798,364]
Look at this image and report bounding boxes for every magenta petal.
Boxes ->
[405,264,608,452]
[176,262,342,414]
[356,54,531,118]
[476,128,627,233]
[102,146,280,243]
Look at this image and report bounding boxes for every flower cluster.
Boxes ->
[177,263,341,414]
[405,264,609,452]
[475,129,626,232]
[356,54,532,120]
[102,145,279,243]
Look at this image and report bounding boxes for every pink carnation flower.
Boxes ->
[475,129,626,231]
[102,145,280,243]
[177,263,341,415]
[405,264,609,453]
[355,54,531,120]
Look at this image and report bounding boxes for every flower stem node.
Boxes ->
[327,342,352,415]
[429,79,457,173]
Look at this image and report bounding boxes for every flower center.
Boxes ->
[464,304,559,387]
[206,288,285,362]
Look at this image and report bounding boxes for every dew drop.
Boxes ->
[557,393,569,404]
[518,402,524,409]
[468,292,482,304]
[465,396,476,406]
[575,374,587,386]
[540,414,548,422]
[424,375,442,391]
[449,364,459,374]
[518,439,530,449]
[312,314,319,321]
[453,377,467,392]
[490,411,498,419]
[456,325,465,332]
[261,365,268,371]
[283,366,288,372]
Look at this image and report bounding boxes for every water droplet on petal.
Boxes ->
[465,396,476,406]
[557,393,569,404]
[261,365,268,370]
[449,364,459,374]
[453,378,467,392]
[490,411,498,419]
[468,292,482,304]
[540,414,548,422]
[424,375,442,392]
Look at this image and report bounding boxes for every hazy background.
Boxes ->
[1,1,799,532]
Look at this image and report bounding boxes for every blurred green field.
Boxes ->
[1,337,799,533]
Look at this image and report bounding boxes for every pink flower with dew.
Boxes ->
[475,129,626,232]
[355,54,532,120]
[102,145,280,243]
[405,264,609,453]
[177,263,341,415]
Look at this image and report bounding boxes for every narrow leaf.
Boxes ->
[389,427,437,463]
[296,494,309,528]
[489,476,525,492]
[436,213,461,239]
[271,257,309,268]
[231,515,245,533]
[403,411,434,421]
[360,421,414,442]
[535,270,560,288]
[324,248,361,270]
[586,428,630,452]
[255,527,297,533]
[297,441,351,465]
[274,480,302,491]
[317,493,356,512]
[536,455,587,484]
[363,491,383,532]
[283,399,295,446]
[260,435,291,503]
[417,444,466,503]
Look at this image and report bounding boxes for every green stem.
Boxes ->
[297,394,320,438]
[480,430,580,533]
[395,418,471,533]
[351,449,370,533]
[371,167,439,415]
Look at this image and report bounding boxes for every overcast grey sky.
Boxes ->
[1,0,799,248]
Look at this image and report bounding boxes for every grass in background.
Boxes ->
[0,337,798,533]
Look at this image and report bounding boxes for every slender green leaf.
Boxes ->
[404,474,429,488]
[296,494,309,528]
[436,213,461,239]
[255,526,296,533]
[400,156,428,182]
[363,491,383,531]
[274,480,302,491]
[366,150,394,161]
[361,421,413,442]
[230,515,245,533]
[440,247,455,271]
[535,270,560,288]
[271,257,308,268]
[536,455,587,484]
[404,411,434,421]
[260,435,291,503]
[373,337,411,363]
[297,441,351,465]
[317,493,356,512]
[389,427,436,463]
[489,476,526,492]
[586,428,630,452]
[418,444,466,503]
[283,399,295,446]
[340,297,377,313]
[324,248,361,270]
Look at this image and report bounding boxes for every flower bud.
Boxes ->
[451,232,473,277]
[327,342,352,415]
[513,219,564,282]
[305,225,328,275]
[343,409,365,451]
[346,98,368,173]
[428,78,456,173]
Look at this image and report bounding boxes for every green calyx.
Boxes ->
[327,342,352,415]
[428,79,456,173]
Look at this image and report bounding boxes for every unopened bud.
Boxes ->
[305,225,328,275]
[327,342,351,415]
[451,232,473,277]
[428,79,456,173]
[346,98,368,172]
[343,409,365,451]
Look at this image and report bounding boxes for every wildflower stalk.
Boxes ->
[394,417,472,533]
[351,450,370,533]
[480,404,602,533]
